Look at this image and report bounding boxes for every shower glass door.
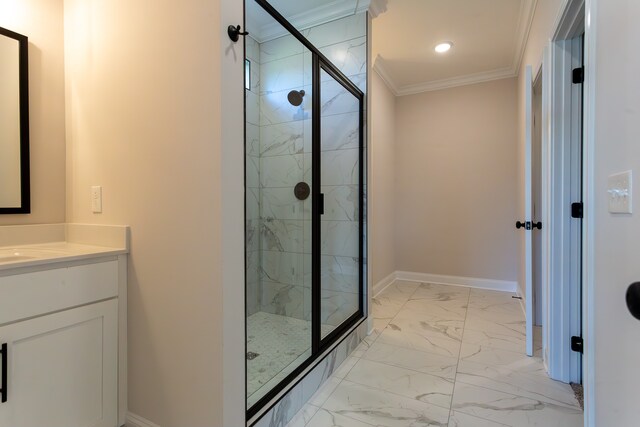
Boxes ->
[245,0,365,418]
[316,65,363,341]
[245,1,313,409]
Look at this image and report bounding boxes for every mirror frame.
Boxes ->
[0,26,30,214]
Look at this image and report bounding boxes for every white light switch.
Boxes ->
[91,186,103,213]
[608,171,632,214]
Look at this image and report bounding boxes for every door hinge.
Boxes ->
[571,202,584,218]
[571,336,584,353]
[572,67,585,84]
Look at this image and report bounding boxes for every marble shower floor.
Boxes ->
[284,282,584,427]
[247,312,333,407]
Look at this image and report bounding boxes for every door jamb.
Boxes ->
[542,1,596,426]
[544,31,584,385]
[582,0,597,424]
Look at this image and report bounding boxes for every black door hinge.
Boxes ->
[571,336,584,353]
[571,202,584,218]
[572,67,585,84]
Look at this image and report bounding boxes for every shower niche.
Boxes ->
[244,0,367,417]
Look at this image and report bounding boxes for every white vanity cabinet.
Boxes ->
[0,300,118,427]
[0,255,127,427]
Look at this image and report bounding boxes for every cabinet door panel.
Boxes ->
[0,300,118,427]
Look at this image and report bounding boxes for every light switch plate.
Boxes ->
[608,171,632,214]
[91,186,103,213]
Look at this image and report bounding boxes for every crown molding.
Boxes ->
[254,0,368,43]
[512,0,539,73]
[396,67,517,96]
[372,56,399,96]
[378,0,538,96]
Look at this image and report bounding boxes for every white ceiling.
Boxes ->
[373,0,536,95]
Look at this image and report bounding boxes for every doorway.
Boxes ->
[532,69,543,330]
[544,1,585,386]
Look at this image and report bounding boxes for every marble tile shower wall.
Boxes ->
[247,35,262,317]
[257,13,367,324]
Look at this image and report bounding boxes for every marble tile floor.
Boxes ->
[283,282,583,427]
[247,312,334,407]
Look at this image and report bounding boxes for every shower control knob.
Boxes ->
[294,182,310,201]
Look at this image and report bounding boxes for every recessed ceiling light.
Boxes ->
[435,42,453,53]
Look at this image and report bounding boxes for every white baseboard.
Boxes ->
[394,271,517,293]
[372,271,397,297]
[125,412,160,427]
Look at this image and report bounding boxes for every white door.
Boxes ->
[524,65,534,356]
[0,300,118,427]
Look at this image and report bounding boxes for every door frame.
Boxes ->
[544,28,584,384]
[524,65,534,357]
[541,0,585,383]
[312,58,366,353]
[582,0,597,424]
[539,0,596,425]
[532,67,544,329]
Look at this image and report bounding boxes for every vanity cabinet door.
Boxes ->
[0,299,118,427]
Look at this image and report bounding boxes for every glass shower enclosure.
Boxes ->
[244,0,366,417]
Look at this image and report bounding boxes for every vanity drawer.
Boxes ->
[0,260,119,325]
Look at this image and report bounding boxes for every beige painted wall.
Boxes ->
[0,0,66,224]
[394,78,518,282]
[516,0,564,296]
[591,1,640,423]
[370,71,396,285]
[64,1,223,425]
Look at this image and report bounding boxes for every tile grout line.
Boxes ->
[334,377,456,413]
[300,283,415,427]
[350,350,457,379]
[257,35,367,67]
[446,289,582,425]
[308,282,451,427]
[379,281,464,425]
[299,355,359,426]
[448,286,471,426]
[452,375,584,412]
[364,280,423,349]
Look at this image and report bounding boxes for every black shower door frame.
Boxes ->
[246,0,366,421]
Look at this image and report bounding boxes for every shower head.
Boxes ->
[287,90,306,107]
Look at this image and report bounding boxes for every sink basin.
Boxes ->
[0,248,69,264]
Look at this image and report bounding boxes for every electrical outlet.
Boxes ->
[608,171,632,214]
[91,186,103,213]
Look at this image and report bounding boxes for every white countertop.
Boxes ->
[0,241,127,271]
[0,224,129,271]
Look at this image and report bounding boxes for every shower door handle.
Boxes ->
[1,343,6,403]
[319,193,324,215]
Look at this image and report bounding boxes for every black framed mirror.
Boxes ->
[0,26,30,214]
